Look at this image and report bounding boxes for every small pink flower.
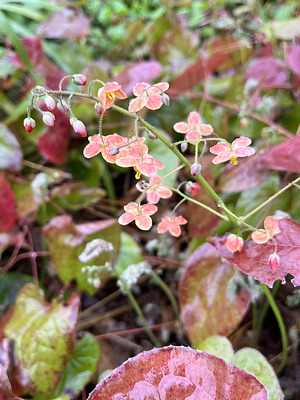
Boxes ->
[173,111,213,143]
[269,253,280,272]
[225,234,244,253]
[98,82,127,109]
[137,176,172,204]
[252,216,281,244]
[185,182,200,196]
[118,202,158,230]
[83,133,127,163]
[117,148,164,179]
[23,117,36,133]
[157,215,187,237]
[129,82,169,112]
[210,136,255,165]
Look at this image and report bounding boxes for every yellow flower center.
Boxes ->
[230,156,238,165]
[134,166,141,179]
[107,92,116,100]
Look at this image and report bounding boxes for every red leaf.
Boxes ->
[243,57,288,90]
[0,174,16,233]
[168,53,228,96]
[8,37,43,69]
[179,243,251,346]
[209,218,300,288]
[286,44,300,76]
[36,10,89,39]
[263,136,300,173]
[87,346,267,399]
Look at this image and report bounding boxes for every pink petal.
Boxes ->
[156,186,172,199]
[264,216,280,234]
[146,94,163,110]
[232,136,252,150]
[106,133,127,147]
[128,96,147,112]
[116,157,137,167]
[140,203,158,216]
[174,215,188,225]
[168,222,181,237]
[149,176,162,185]
[149,82,169,95]
[251,230,269,244]
[210,143,230,155]
[188,111,201,125]
[118,212,136,225]
[147,191,160,204]
[124,202,139,213]
[152,158,165,169]
[88,134,102,144]
[197,124,213,135]
[153,82,169,92]
[186,130,202,142]
[157,219,170,234]
[234,147,255,157]
[137,162,157,177]
[173,122,190,134]
[98,90,107,109]
[104,96,115,109]
[212,152,232,164]
[102,148,118,164]
[83,142,102,158]
[115,88,127,99]
[135,215,152,230]
[132,82,149,96]
[103,81,122,92]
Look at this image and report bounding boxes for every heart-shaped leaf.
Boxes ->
[4,283,79,398]
[263,136,300,173]
[0,173,16,233]
[210,218,300,287]
[178,243,251,346]
[87,346,267,399]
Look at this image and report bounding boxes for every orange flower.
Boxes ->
[225,234,244,253]
[98,82,127,109]
[129,82,169,112]
[157,215,187,237]
[174,111,213,144]
[252,216,281,244]
[118,202,158,231]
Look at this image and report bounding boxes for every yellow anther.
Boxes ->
[230,156,238,165]
[134,166,141,179]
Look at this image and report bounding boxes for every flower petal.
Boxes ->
[174,215,188,225]
[118,212,136,225]
[83,142,102,158]
[140,203,158,216]
[212,152,232,164]
[156,186,172,199]
[210,143,230,155]
[251,230,270,244]
[168,222,181,237]
[132,82,149,96]
[157,219,170,234]
[103,81,122,92]
[116,157,137,167]
[232,136,252,150]
[147,191,160,204]
[146,94,163,110]
[173,122,190,133]
[234,147,255,157]
[264,216,281,234]
[188,111,201,125]
[128,96,147,112]
[136,162,157,177]
[136,215,152,230]
[115,88,127,99]
[186,130,202,142]
[197,124,213,135]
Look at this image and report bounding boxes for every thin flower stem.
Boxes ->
[172,198,186,215]
[118,276,160,347]
[261,283,288,374]
[243,176,300,221]
[149,271,180,320]
[172,137,229,146]
[195,142,199,164]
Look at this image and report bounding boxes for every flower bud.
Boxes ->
[42,111,55,126]
[109,147,120,156]
[72,119,87,137]
[72,74,87,86]
[57,100,70,113]
[44,95,56,111]
[181,142,188,152]
[269,253,280,272]
[190,162,202,176]
[94,103,108,116]
[162,93,170,106]
[33,85,46,94]
[23,117,36,133]
[240,118,249,128]
[225,234,244,253]
[185,181,199,196]
[147,131,157,140]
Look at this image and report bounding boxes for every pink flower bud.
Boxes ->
[72,119,87,137]
[109,147,119,156]
[57,100,70,113]
[240,118,249,128]
[181,142,188,152]
[72,74,87,86]
[44,95,56,111]
[190,162,202,176]
[185,181,200,196]
[162,93,170,106]
[23,117,36,133]
[147,131,157,140]
[269,253,280,272]
[225,234,244,253]
[42,112,55,126]
[94,103,107,115]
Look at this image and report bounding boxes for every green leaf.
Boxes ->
[113,232,143,276]
[54,333,100,396]
[197,335,234,364]
[233,348,283,400]
[0,272,33,307]
[4,284,79,398]
[0,124,23,172]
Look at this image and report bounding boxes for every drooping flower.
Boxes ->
[137,176,172,204]
[118,202,158,230]
[251,216,281,244]
[225,234,244,253]
[269,253,280,272]
[173,111,213,143]
[157,215,187,237]
[129,82,169,112]
[210,136,255,165]
[72,119,87,137]
[98,82,127,109]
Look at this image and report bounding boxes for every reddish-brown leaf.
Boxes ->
[0,173,16,233]
[179,243,251,346]
[286,44,300,76]
[263,136,300,173]
[210,218,300,288]
[87,346,267,400]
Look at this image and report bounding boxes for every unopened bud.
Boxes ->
[109,147,119,156]
[93,277,101,289]
[33,85,46,94]
[57,100,70,113]
[72,74,87,86]
[42,111,55,126]
[240,118,249,128]
[72,119,87,137]
[225,234,244,253]
[162,93,170,106]
[185,181,199,196]
[94,103,107,116]
[23,117,36,133]
[147,131,157,140]
[181,143,188,152]
[44,95,56,111]
[269,253,280,272]
[190,162,202,176]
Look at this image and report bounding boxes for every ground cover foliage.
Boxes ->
[0,0,299,399]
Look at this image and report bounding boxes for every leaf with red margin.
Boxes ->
[209,219,300,288]
[263,136,300,173]
[178,243,251,347]
[87,346,267,400]
[4,284,79,398]
[0,173,16,233]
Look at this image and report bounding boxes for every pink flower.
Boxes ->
[185,182,200,196]
[83,133,127,163]
[117,151,164,179]
[72,74,87,86]
[225,234,244,253]
[137,176,172,204]
[269,253,280,272]
[210,136,255,165]
[157,215,187,237]
[173,111,213,143]
[118,202,158,230]
[24,117,36,133]
[98,82,127,109]
[252,216,281,244]
[72,119,87,137]
[129,82,169,112]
